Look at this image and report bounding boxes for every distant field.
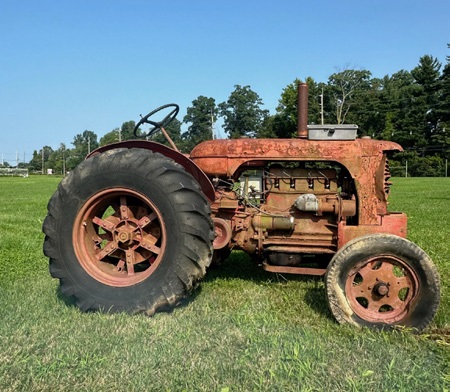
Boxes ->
[0,176,448,391]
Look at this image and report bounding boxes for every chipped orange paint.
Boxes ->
[188,134,408,263]
[190,137,402,226]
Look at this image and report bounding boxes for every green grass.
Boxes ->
[0,176,448,391]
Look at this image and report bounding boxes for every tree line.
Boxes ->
[25,49,450,176]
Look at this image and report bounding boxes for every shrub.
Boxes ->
[390,152,446,177]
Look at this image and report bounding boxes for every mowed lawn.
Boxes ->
[0,175,448,391]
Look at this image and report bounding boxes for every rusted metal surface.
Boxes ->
[337,213,407,248]
[190,138,401,178]
[212,218,232,249]
[190,137,401,226]
[344,255,419,323]
[88,140,215,202]
[73,187,165,287]
[188,82,408,272]
[262,263,326,276]
[203,138,407,261]
[297,83,308,138]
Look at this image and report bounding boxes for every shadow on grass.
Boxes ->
[52,250,333,321]
[204,250,323,283]
[201,250,333,320]
[303,285,333,320]
[55,287,79,309]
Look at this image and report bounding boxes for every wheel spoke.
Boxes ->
[119,196,132,220]
[350,281,371,298]
[125,250,136,275]
[367,294,403,312]
[138,211,157,229]
[384,295,404,310]
[116,259,125,272]
[376,260,396,280]
[390,275,409,289]
[95,241,118,261]
[93,216,115,233]
[141,243,161,255]
[140,233,161,255]
[355,262,380,282]
[355,262,373,279]
[366,298,382,312]
[387,276,412,302]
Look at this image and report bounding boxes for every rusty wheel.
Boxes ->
[73,188,166,287]
[345,255,419,323]
[43,148,213,314]
[325,234,440,331]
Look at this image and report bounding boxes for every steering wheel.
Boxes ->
[133,103,179,138]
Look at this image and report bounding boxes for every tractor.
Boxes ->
[43,83,440,331]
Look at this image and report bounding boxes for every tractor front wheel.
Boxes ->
[325,234,440,331]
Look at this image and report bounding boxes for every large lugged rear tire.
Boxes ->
[325,234,440,331]
[43,148,214,314]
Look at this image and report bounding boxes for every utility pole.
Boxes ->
[320,88,324,125]
[211,109,215,140]
[62,145,66,176]
[42,148,45,174]
[88,136,91,155]
[118,128,122,142]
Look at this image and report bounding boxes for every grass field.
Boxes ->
[0,176,448,391]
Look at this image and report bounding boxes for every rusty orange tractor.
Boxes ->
[43,84,440,330]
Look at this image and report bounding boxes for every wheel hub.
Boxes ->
[374,282,389,296]
[115,221,139,247]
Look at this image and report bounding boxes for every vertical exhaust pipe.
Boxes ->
[297,82,308,139]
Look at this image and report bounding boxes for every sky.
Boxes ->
[1,0,449,165]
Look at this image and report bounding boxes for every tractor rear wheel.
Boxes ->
[325,234,440,331]
[43,148,213,314]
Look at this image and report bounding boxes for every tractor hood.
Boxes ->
[189,138,403,179]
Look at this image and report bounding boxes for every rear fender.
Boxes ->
[87,140,215,202]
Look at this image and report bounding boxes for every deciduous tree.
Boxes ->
[28,146,54,173]
[68,130,98,169]
[219,85,268,139]
[183,96,217,151]
[328,69,371,124]
[47,143,68,175]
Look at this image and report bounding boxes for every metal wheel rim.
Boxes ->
[73,188,167,287]
[345,255,420,324]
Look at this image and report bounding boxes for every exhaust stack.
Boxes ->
[297,83,308,139]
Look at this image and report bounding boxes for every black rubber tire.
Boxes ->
[43,148,214,314]
[325,234,440,331]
